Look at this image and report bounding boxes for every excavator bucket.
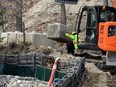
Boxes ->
[55,0,78,4]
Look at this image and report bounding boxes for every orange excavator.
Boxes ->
[54,0,116,73]
[76,0,116,68]
[46,0,116,86]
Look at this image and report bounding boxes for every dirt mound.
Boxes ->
[0,42,51,55]
[82,62,116,87]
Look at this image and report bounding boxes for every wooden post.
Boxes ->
[16,0,23,32]
[1,13,4,32]
[61,3,66,25]
[22,22,25,43]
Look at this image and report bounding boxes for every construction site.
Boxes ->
[0,0,116,87]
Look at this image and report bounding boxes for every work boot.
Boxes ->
[74,49,83,54]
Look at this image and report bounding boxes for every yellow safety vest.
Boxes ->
[65,33,78,49]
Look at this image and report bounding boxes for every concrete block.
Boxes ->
[47,23,74,43]
[0,31,55,48]
[32,33,55,48]
[25,32,33,43]
[0,32,9,44]
[8,32,17,43]
[17,32,24,44]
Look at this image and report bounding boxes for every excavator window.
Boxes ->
[86,9,97,44]
[100,10,116,37]
[108,26,116,37]
[78,11,87,43]
[100,10,115,22]
[77,6,98,44]
[88,13,97,27]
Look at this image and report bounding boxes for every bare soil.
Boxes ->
[0,42,51,55]
[82,62,116,87]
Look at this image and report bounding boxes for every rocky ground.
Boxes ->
[0,75,47,87]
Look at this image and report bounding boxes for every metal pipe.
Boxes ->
[47,57,60,86]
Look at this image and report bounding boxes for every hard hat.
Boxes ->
[72,31,76,35]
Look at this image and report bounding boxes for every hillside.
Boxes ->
[23,0,102,32]
[0,0,113,32]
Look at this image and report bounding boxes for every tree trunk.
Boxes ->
[16,0,23,32]
[22,22,25,43]
[61,3,66,25]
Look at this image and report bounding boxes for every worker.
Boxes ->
[65,31,79,52]
[66,42,75,55]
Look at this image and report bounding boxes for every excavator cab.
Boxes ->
[77,6,116,51]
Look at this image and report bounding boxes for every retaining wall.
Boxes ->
[0,31,55,48]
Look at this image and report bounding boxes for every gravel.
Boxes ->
[0,75,48,87]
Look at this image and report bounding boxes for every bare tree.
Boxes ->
[7,0,23,32]
[61,3,66,25]
[16,0,23,32]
